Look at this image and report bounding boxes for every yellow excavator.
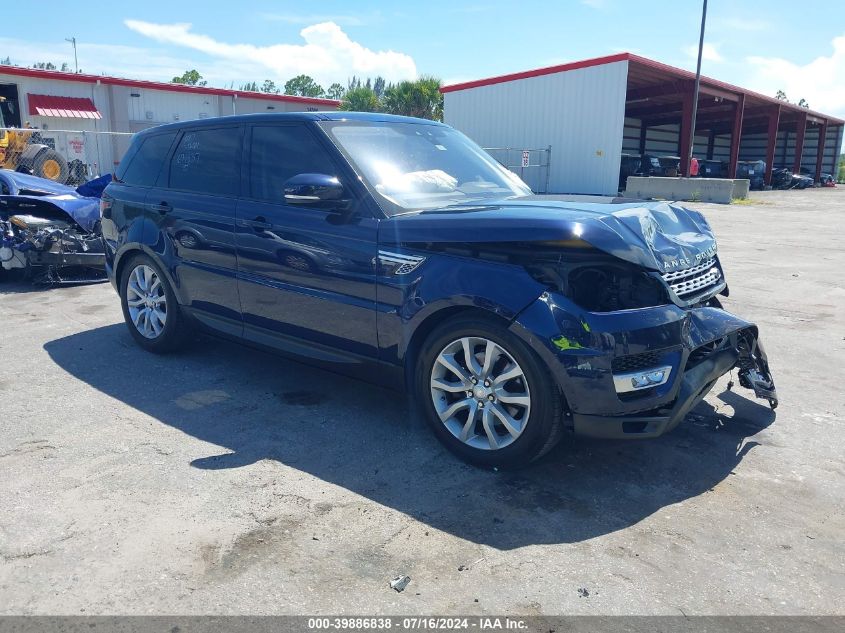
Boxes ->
[0,96,69,182]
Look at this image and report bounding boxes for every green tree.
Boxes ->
[382,77,443,121]
[326,83,346,100]
[239,81,258,92]
[838,154,845,184]
[284,75,325,98]
[172,69,206,86]
[797,98,809,109]
[339,86,380,112]
[33,61,57,70]
[775,90,788,101]
[261,79,280,94]
[373,76,387,99]
[0,56,10,66]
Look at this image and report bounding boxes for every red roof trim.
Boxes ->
[440,53,630,93]
[28,93,102,119]
[0,64,340,107]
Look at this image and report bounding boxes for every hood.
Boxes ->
[383,198,717,273]
[0,169,76,196]
[0,194,100,233]
[0,170,101,233]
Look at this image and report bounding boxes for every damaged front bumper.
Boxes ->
[511,295,778,439]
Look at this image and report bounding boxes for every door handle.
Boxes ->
[249,216,271,230]
[149,201,172,214]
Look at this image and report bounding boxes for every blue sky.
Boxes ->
[2,0,843,118]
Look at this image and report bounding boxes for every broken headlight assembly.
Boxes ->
[565,263,668,311]
[525,246,669,312]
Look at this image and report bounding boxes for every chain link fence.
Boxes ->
[484,146,552,194]
[0,128,132,185]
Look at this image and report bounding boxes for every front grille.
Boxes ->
[661,258,722,299]
[612,351,661,373]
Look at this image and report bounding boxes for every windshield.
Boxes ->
[319,121,532,215]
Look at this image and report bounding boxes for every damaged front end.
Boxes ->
[390,197,778,438]
[500,211,778,438]
[0,170,106,284]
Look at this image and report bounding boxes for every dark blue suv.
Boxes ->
[101,112,777,468]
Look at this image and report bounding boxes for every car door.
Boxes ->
[235,122,379,361]
[146,125,244,336]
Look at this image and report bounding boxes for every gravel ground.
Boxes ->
[0,187,843,615]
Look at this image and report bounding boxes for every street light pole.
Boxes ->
[65,37,78,73]
[688,0,708,176]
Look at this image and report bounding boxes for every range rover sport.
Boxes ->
[101,112,777,468]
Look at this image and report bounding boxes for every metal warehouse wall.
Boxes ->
[623,113,841,177]
[0,71,117,170]
[739,125,841,175]
[622,118,731,163]
[2,69,338,173]
[444,60,629,195]
[0,72,112,133]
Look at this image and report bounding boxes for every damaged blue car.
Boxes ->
[0,169,107,283]
[101,113,777,468]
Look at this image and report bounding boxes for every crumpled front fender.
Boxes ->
[508,292,777,427]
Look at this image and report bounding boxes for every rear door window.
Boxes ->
[248,124,338,203]
[169,127,242,197]
[116,132,177,186]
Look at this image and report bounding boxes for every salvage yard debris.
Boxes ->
[0,169,108,284]
[390,575,411,592]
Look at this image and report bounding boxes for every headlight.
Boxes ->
[566,263,668,311]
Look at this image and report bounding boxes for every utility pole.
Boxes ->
[65,37,78,73]
[688,0,707,176]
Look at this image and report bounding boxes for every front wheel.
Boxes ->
[416,315,564,469]
[120,254,188,353]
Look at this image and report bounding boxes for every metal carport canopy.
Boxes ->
[442,52,844,185]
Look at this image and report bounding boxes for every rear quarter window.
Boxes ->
[116,132,177,186]
[169,127,242,196]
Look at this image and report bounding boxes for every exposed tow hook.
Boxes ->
[737,332,778,410]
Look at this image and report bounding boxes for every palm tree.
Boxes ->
[382,77,443,121]
[339,87,380,112]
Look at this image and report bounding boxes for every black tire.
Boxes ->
[33,148,69,183]
[119,254,188,353]
[416,314,564,469]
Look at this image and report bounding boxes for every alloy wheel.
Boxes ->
[430,336,531,450]
[126,264,167,339]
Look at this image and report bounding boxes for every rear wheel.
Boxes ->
[416,315,564,468]
[120,254,187,353]
[33,149,69,183]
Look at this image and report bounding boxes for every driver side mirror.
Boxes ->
[283,173,349,212]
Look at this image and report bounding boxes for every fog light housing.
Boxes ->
[613,366,672,394]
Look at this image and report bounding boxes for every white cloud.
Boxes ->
[124,19,417,86]
[746,34,845,117]
[683,42,724,63]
